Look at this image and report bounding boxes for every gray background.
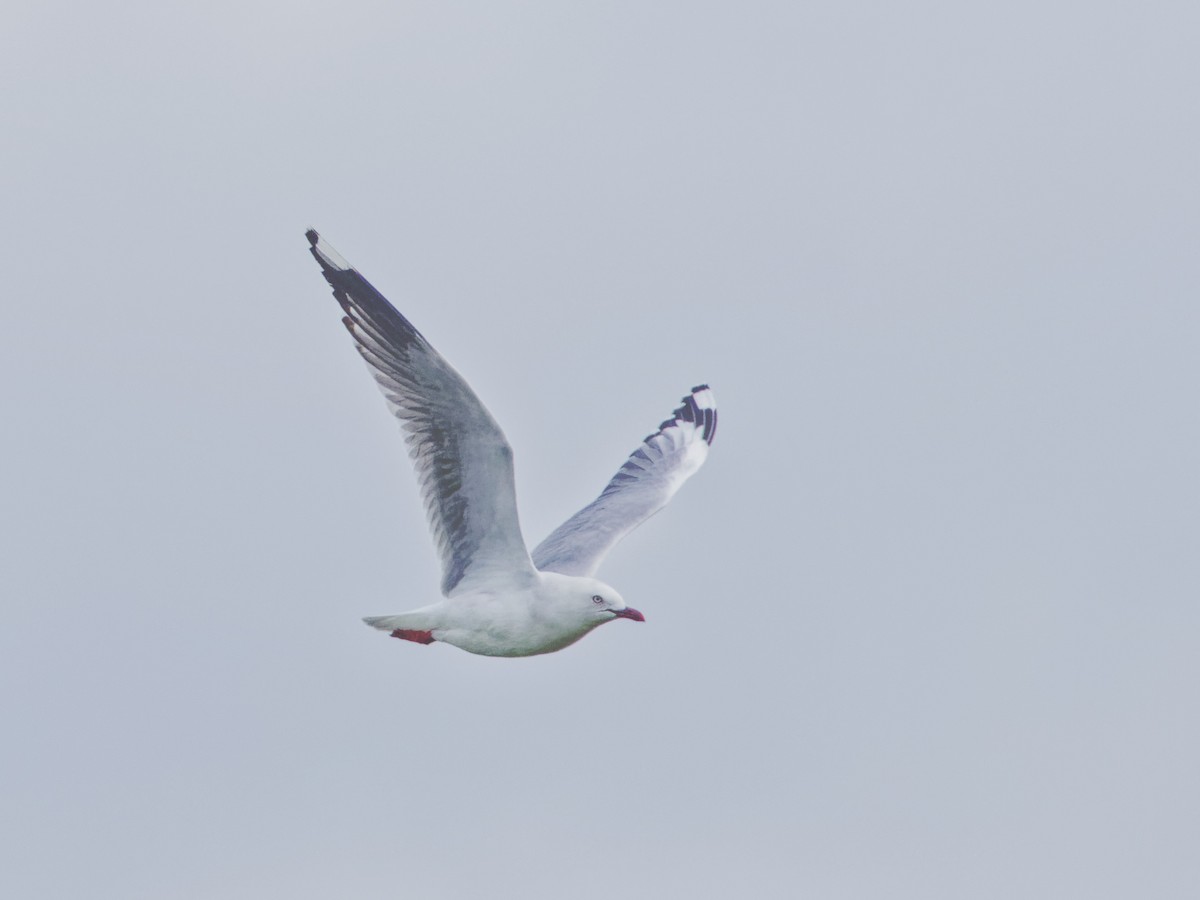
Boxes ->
[2,2,1197,898]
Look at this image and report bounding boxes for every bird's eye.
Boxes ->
[592,595,604,604]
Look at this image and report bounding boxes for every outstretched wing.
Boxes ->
[306,230,537,597]
[531,386,717,577]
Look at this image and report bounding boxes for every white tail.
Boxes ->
[363,614,418,632]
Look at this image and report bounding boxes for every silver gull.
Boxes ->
[306,229,717,657]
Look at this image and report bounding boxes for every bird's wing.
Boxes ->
[306,230,538,597]
[531,386,716,577]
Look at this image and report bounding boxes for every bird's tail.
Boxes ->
[362,613,439,645]
[363,614,416,632]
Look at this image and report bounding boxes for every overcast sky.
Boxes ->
[2,2,1198,898]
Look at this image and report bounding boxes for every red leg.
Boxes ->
[390,628,435,645]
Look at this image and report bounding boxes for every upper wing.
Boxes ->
[531,386,717,577]
[306,230,537,597]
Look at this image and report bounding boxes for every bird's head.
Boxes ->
[577,578,645,625]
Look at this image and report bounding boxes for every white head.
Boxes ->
[540,572,645,630]
[576,576,645,626]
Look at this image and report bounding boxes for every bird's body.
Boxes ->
[364,572,643,657]
[306,229,715,657]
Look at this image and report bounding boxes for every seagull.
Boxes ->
[306,229,717,657]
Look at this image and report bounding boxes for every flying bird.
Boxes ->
[306,229,716,657]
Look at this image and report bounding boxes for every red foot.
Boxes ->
[390,628,435,645]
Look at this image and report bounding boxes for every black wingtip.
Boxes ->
[636,386,718,448]
[675,385,717,445]
[306,230,354,275]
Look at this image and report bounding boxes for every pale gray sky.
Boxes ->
[2,2,1198,898]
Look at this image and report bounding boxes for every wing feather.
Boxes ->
[306,230,537,596]
[531,386,716,576]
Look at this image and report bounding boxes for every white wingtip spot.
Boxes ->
[690,386,716,410]
[306,229,353,272]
